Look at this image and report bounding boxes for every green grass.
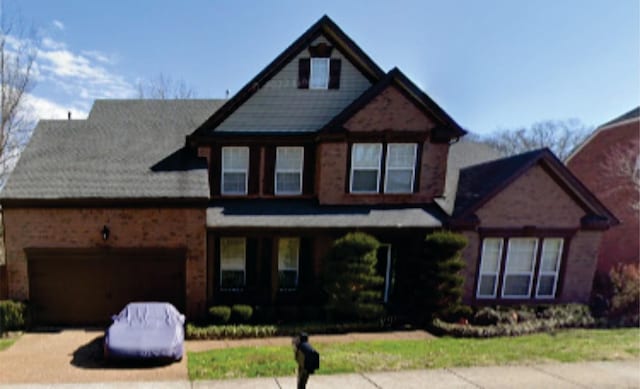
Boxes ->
[0,337,17,351]
[188,328,640,380]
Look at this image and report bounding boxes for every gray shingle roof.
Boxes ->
[435,140,503,215]
[1,99,226,200]
[207,200,443,228]
[599,106,640,128]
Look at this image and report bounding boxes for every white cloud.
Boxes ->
[52,20,65,31]
[35,36,135,100]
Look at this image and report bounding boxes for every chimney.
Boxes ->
[68,111,71,120]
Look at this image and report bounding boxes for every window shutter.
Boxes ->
[302,145,315,195]
[263,146,276,195]
[298,58,310,89]
[328,59,341,89]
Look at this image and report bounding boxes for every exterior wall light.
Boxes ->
[102,225,110,241]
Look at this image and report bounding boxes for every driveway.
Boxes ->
[0,330,187,384]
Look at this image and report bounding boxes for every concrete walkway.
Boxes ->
[1,360,638,388]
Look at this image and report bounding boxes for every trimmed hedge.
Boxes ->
[208,306,231,324]
[0,300,27,333]
[231,305,253,323]
[432,304,595,338]
[186,321,388,340]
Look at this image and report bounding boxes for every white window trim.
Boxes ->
[501,238,538,299]
[221,146,249,195]
[384,143,417,194]
[278,237,300,291]
[275,147,304,195]
[349,143,382,194]
[220,237,246,291]
[476,238,503,299]
[309,57,330,89]
[535,238,564,299]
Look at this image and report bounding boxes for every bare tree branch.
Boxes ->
[479,119,593,160]
[601,139,640,211]
[136,73,196,99]
[0,4,38,187]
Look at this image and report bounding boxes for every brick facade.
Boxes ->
[459,163,602,304]
[567,120,640,277]
[3,207,207,318]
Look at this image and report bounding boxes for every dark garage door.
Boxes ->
[28,248,186,325]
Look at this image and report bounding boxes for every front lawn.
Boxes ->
[188,328,640,380]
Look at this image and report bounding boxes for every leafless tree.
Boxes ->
[480,119,593,160]
[136,73,196,99]
[601,139,640,212]
[0,7,38,187]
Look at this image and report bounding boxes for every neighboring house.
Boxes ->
[566,107,640,283]
[0,16,617,325]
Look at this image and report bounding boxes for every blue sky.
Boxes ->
[8,0,640,134]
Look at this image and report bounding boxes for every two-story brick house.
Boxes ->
[0,16,617,325]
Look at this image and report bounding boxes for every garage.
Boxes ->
[27,248,186,325]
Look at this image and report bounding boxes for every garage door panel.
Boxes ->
[28,249,185,325]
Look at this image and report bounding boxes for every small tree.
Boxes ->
[323,232,384,321]
[415,231,469,322]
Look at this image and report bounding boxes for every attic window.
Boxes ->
[298,57,341,89]
[310,58,330,89]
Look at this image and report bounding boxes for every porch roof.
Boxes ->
[206,200,443,229]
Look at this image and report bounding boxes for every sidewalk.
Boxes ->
[2,360,638,389]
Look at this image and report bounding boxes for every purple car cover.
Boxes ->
[105,302,185,360]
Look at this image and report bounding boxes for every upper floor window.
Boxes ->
[384,143,417,193]
[275,147,304,195]
[221,147,249,195]
[220,237,246,290]
[350,143,418,194]
[350,143,382,193]
[310,58,330,89]
[476,236,565,300]
[278,237,300,291]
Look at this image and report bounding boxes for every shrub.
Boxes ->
[407,231,468,323]
[433,304,595,338]
[278,305,300,323]
[608,263,640,326]
[323,232,385,321]
[186,323,277,340]
[231,305,253,324]
[208,306,231,324]
[0,300,27,333]
[301,306,324,322]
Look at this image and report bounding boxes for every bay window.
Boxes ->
[476,236,565,300]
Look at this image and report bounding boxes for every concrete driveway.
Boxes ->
[0,330,187,384]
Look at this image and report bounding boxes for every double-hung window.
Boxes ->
[278,238,299,291]
[310,58,330,89]
[350,143,382,193]
[502,238,538,298]
[275,147,304,195]
[221,147,249,195]
[220,238,246,290]
[384,143,417,193]
[476,238,503,298]
[536,238,563,298]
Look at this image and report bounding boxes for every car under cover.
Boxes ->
[104,302,185,361]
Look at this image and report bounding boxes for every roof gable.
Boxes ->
[320,68,466,139]
[453,148,618,225]
[189,15,385,139]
